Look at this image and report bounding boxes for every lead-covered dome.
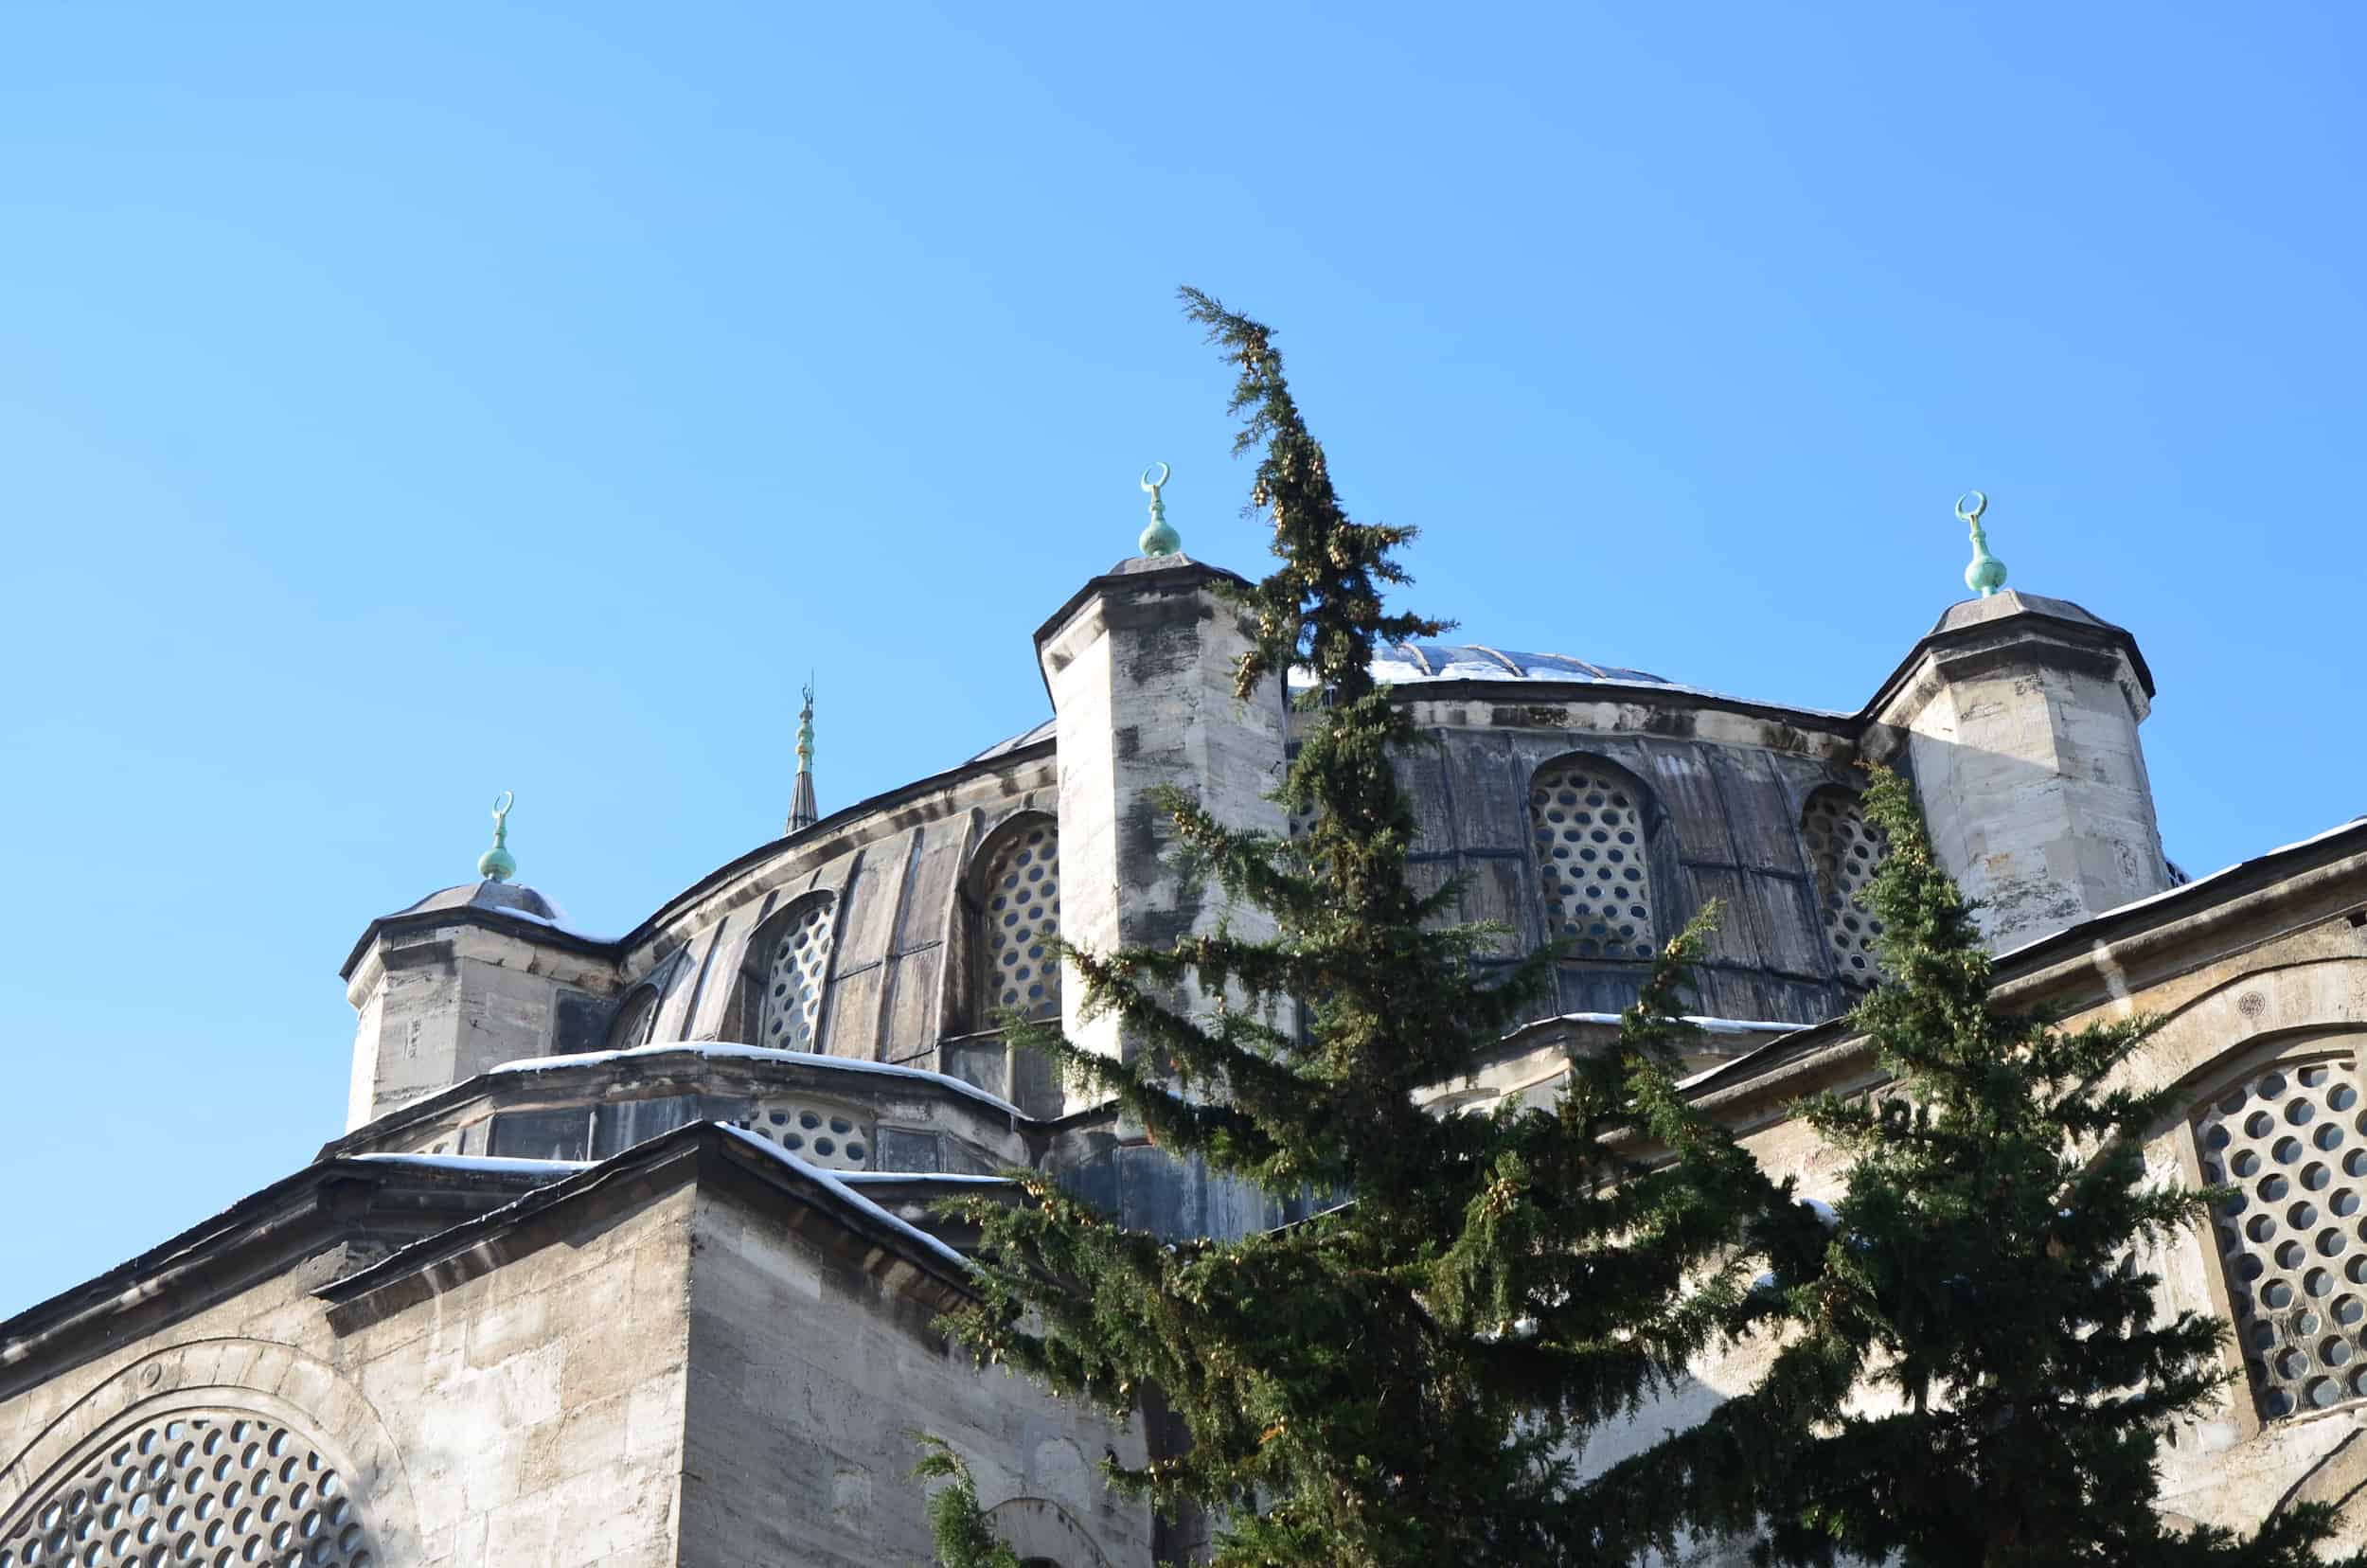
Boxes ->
[391,880,567,926]
[1367,642,1673,686]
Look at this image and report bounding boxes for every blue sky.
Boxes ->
[1,1,2359,1312]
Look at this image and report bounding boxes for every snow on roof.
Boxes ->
[469,901,616,942]
[831,1171,1015,1186]
[970,717,1057,763]
[718,1125,975,1274]
[486,1041,1026,1119]
[1993,813,2367,965]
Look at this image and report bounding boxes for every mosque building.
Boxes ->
[2,486,2362,1565]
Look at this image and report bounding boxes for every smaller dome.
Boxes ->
[393,881,566,925]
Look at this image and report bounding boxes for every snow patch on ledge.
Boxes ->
[831,1171,1015,1187]
[473,902,616,942]
[718,1126,975,1274]
[1530,1012,1809,1036]
[486,1041,1025,1118]
[347,1153,597,1177]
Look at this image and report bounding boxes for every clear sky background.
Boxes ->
[2,1,2359,1313]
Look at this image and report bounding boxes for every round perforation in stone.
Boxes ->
[1804,789,1887,983]
[1529,760,1654,960]
[731,1100,871,1170]
[0,1413,379,1568]
[2196,1056,2367,1421]
[982,824,1060,1018]
[761,896,836,1050]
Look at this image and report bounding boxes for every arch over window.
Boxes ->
[745,892,838,1052]
[2193,1050,2367,1423]
[608,984,661,1052]
[1803,786,1887,984]
[978,1496,1111,1568]
[975,817,1062,1021]
[1528,756,1655,960]
[1,1408,383,1568]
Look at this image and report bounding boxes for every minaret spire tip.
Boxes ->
[1957,490,2007,597]
[787,677,820,835]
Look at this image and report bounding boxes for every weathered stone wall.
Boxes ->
[1557,899,2367,1557]
[617,757,1062,1070]
[1867,592,2170,954]
[1392,698,1864,1027]
[0,1186,696,1567]
[1035,559,1290,1085]
[678,1186,1152,1567]
[346,925,619,1130]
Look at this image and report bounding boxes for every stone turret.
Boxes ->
[1033,548,1290,1096]
[339,800,618,1129]
[1865,588,2169,953]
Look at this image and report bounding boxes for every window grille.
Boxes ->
[981,823,1061,1018]
[759,895,836,1050]
[731,1101,872,1170]
[1529,759,1654,959]
[2194,1055,2367,1420]
[0,1413,381,1568]
[1804,788,1887,982]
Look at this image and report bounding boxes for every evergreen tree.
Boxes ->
[913,1435,1023,1568]
[936,291,1813,1566]
[1585,766,2361,1568]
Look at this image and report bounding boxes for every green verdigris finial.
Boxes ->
[478,790,518,882]
[1139,462,1181,558]
[1958,490,2006,597]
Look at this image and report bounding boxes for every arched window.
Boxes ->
[1803,787,1887,984]
[2192,1050,2367,1422]
[1,1409,383,1566]
[975,817,1062,1021]
[1528,757,1656,959]
[743,892,838,1051]
[608,984,661,1051]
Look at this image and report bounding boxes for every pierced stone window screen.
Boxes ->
[730,1100,871,1169]
[1529,758,1655,959]
[2193,1054,2367,1421]
[0,1411,381,1568]
[759,895,837,1050]
[1804,788,1888,983]
[980,822,1061,1020]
